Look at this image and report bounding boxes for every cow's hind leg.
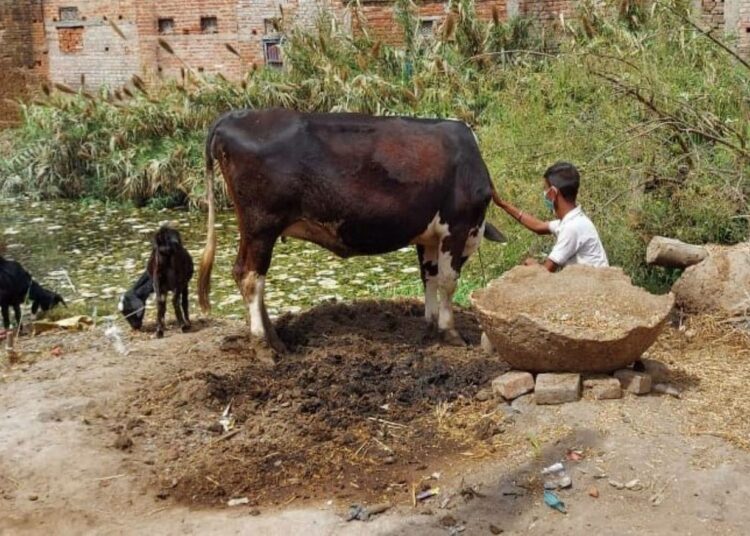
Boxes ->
[234,231,286,354]
[1,305,10,330]
[417,244,439,334]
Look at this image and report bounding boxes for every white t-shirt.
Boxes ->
[548,206,609,268]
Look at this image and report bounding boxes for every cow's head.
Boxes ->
[118,291,146,330]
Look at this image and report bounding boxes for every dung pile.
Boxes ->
[471,265,674,373]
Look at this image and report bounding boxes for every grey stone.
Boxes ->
[480,331,495,355]
[475,388,493,402]
[535,373,581,405]
[614,369,652,394]
[491,371,534,400]
[583,376,622,400]
[640,358,670,383]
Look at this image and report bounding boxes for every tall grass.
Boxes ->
[1,0,748,290]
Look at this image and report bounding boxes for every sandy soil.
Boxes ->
[1,301,749,535]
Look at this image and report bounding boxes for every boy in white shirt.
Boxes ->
[494,162,609,271]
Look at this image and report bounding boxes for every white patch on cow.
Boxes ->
[464,220,485,258]
[412,213,449,324]
[411,212,450,247]
[248,274,266,338]
[117,297,124,312]
[419,243,440,323]
[437,247,458,331]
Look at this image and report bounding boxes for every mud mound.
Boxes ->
[118,300,508,506]
[471,266,674,372]
[672,243,750,316]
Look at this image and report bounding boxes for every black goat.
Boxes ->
[0,257,65,330]
[118,271,153,330]
[147,226,193,338]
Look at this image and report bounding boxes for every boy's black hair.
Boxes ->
[544,161,580,202]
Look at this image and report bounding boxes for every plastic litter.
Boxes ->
[219,399,235,432]
[540,462,564,475]
[227,497,249,507]
[346,502,391,521]
[104,324,128,355]
[543,490,567,514]
[416,487,440,501]
[541,462,572,490]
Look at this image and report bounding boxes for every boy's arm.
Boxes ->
[494,197,551,235]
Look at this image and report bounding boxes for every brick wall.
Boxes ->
[0,0,46,126]
[699,0,750,58]
[136,1,247,80]
[519,0,575,24]
[737,0,750,57]
[42,1,141,89]
[701,0,725,30]
[354,1,509,45]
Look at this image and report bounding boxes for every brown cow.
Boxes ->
[198,108,504,353]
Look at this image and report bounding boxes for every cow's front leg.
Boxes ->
[235,231,286,354]
[437,231,474,346]
[417,244,439,334]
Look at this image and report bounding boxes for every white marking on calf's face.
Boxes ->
[117,297,124,312]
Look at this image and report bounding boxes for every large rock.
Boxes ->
[535,373,581,404]
[470,265,674,373]
[671,243,750,317]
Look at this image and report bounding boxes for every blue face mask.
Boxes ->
[543,188,555,212]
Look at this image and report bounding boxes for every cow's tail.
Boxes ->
[490,183,503,208]
[198,124,218,313]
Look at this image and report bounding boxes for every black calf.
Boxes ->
[0,256,65,330]
[118,271,154,330]
[147,226,194,338]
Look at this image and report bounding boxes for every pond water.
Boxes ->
[0,198,430,320]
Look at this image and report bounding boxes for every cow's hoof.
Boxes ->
[421,321,439,343]
[441,328,466,347]
[155,330,164,339]
[181,324,191,333]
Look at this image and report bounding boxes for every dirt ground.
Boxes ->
[1,300,749,535]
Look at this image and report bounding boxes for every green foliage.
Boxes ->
[1,0,748,291]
